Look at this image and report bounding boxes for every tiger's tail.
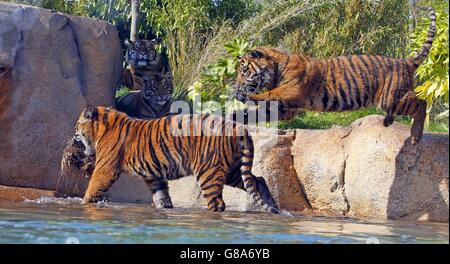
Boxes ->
[240,130,280,214]
[409,7,437,67]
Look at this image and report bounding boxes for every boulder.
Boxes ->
[0,2,122,190]
[292,115,449,222]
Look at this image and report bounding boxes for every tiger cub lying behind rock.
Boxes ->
[116,73,174,119]
[73,106,280,214]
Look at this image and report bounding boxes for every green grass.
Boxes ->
[278,107,449,133]
[115,87,130,98]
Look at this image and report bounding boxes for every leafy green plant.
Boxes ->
[187,38,249,113]
[115,86,130,98]
[410,1,449,125]
[200,39,249,97]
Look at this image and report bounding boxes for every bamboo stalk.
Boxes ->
[130,0,141,42]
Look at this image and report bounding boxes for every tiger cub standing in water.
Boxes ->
[122,39,172,91]
[235,7,436,145]
[74,106,280,214]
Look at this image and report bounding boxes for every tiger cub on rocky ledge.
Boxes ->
[121,38,172,91]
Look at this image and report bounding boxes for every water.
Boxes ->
[0,198,448,244]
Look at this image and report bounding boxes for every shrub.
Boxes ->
[410,0,449,126]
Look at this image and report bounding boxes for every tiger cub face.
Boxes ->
[74,107,98,157]
[143,74,173,106]
[235,49,277,101]
[125,39,161,68]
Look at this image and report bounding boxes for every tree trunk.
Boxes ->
[130,0,141,42]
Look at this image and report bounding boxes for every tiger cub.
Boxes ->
[122,39,172,91]
[74,106,280,213]
[116,73,174,119]
[235,7,436,145]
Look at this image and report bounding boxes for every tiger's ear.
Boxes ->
[247,50,264,59]
[150,38,162,45]
[84,106,98,121]
[125,39,133,46]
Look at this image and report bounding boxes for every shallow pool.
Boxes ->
[0,198,447,244]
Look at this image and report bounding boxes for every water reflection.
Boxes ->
[0,198,447,244]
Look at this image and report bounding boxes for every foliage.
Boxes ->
[410,1,449,124]
[188,38,249,113]
[279,108,448,133]
[115,86,130,98]
[199,38,249,98]
[7,0,449,132]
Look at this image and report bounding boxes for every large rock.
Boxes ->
[0,3,122,190]
[292,115,449,222]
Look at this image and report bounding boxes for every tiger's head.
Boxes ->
[143,73,173,106]
[234,48,279,102]
[125,39,161,68]
[74,106,100,157]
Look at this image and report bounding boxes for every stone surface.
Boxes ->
[0,2,122,191]
[292,115,449,222]
[0,184,55,202]
[249,129,311,212]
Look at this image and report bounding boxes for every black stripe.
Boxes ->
[403,99,414,115]
[201,183,223,191]
[322,88,329,110]
[382,58,394,111]
[390,60,403,114]
[203,190,220,198]
[358,55,371,106]
[367,56,380,95]
[199,167,221,188]
[341,58,353,110]
[347,56,362,108]
[330,96,339,111]
[329,59,340,110]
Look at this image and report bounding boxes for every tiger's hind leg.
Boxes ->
[198,170,226,212]
[393,91,427,145]
[145,178,173,208]
[225,171,278,210]
[410,99,427,145]
[254,177,277,208]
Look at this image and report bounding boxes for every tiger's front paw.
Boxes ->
[154,197,174,209]
[82,191,104,204]
[235,85,258,103]
[235,90,249,103]
[207,197,226,212]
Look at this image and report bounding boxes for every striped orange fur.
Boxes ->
[74,106,279,213]
[235,7,436,145]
